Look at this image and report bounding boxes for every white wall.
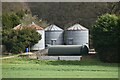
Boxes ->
[31,30,45,50]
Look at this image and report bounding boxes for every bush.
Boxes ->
[80,45,89,55]
[2,28,41,54]
[92,14,119,62]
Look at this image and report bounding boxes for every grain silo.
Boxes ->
[45,24,63,46]
[29,22,45,50]
[65,23,89,47]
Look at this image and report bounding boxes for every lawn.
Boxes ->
[2,56,118,78]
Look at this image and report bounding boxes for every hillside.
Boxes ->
[27,2,120,29]
[2,2,120,29]
[2,2,30,13]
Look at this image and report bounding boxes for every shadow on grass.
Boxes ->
[44,55,118,67]
[24,55,118,67]
[3,55,118,67]
[46,60,118,67]
[2,78,119,80]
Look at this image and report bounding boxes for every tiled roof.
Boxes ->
[13,24,23,30]
[13,22,43,30]
[27,22,43,30]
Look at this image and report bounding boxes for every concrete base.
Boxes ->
[39,56,58,60]
[38,56,82,61]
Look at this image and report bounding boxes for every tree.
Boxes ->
[20,14,39,26]
[2,13,12,29]
[2,28,41,53]
[2,13,21,30]
[28,2,120,29]
[92,14,119,62]
[10,13,20,28]
[2,10,26,30]
[20,14,49,28]
[16,9,25,19]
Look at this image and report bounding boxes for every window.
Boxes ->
[51,39,57,45]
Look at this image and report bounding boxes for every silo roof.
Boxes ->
[67,24,88,30]
[45,24,63,31]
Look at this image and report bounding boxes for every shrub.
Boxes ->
[80,45,89,55]
[2,28,41,54]
[92,14,119,62]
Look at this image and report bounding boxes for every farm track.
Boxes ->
[0,56,16,60]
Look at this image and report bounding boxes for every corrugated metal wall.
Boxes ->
[65,24,89,47]
[45,31,63,45]
[45,24,64,46]
[65,30,89,47]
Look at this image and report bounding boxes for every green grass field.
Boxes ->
[2,56,118,78]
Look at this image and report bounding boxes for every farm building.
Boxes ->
[45,24,63,46]
[13,22,45,50]
[65,23,89,47]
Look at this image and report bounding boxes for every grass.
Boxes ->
[2,56,118,78]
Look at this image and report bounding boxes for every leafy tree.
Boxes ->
[2,13,20,30]
[28,2,120,28]
[2,28,41,53]
[92,14,119,62]
[10,13,20,28]
[2,10,26,30]
[20,14,39,26]
[20,14,49,28]
[16,10,25,19]
[2,13,12,29]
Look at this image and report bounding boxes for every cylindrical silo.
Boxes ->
[32,29,45,50]
[45,24,63,46]
[65,24,89,47]
[29,22,45,50]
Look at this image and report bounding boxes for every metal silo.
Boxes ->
[65,24,89,47]
[45,24,63,46]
